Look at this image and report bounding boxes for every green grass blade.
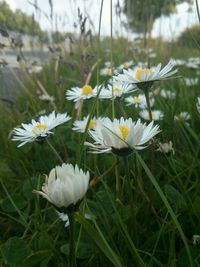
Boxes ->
[75,213,123,267]
[136,153,193,267]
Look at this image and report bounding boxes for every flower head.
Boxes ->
[113,59,177,89]
[184,78,198,87]
[174,112,190,122]
[157,141,174,154]
[196,97,200,113]
[72,116,105,133]
[125,94,154,109]
[139,110,164,121]
[99,82,136,99]
[12,111,71,147]
[66,84,99,102]
[160,89,176,99]
[34,163,90,210]
[85,117,160,155]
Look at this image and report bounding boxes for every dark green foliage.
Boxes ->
[123,0,193,34]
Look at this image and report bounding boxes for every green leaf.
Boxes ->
[22,250,52,267]
[23,178,38,200]
[1,194,27,213]
[0,161,15,179]
[1,237,32,267]
[136,153,194,267]
[60,244,69,256]
[76,213,123,267]
[164,185,187,210]
[76,242,96,259]
[192,196,200,213]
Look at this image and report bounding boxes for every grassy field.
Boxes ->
[0,33,200,267]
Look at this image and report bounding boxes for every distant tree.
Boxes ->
[123,0,193,40]
[0,1,46,42]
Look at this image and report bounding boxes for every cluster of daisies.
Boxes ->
[12,58,187,213]
[13,59,180,153]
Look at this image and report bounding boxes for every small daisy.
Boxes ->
[117,60,134,71]
[139,110,164,121]
[174,112,190,122]
[160,89,176,99]
[100,67,114,76]
[12,111,71,147]
[193,235,200,246]
[172,58,186,67]
[157,141,174,154]
[186,62,199,69]
[99,82,136,99]
[34,163,90,209]
[113,59,177,89]
[39,94,55,102]
[125,94,154,109]
[184,78,198,86]
[66,84,98,102]
[196,97,200,113]
[85,117,160,156]
[72,116,105,133]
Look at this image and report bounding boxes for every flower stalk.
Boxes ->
[68,211,77,267]
[46,138,64,164]
[143,89,153,121]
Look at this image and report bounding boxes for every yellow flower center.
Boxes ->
[106,68,112,75]
[133,96,141,103]
[88,119,96,129]
[118,125,130,140]
[32,124,47,135]
[82,85,93,95]
[113,88,121,94]
[135,68,152,81]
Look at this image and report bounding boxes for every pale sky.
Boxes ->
[3,0,200,40]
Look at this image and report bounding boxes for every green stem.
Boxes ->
[68,212,76,267]
[46,138,63,164]
[96,0,104,118]
[195,0,200,23]
[123,156,133,204]
[144,89,152,121]
[115,158,120,200]
[110,0,115,120]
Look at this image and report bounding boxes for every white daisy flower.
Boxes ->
[117,60,134,71]
[39,94,55,102]
[56,211,70,227]
[139,109,164,121]
[196,97,200,113]
[185,62,199,69]
[56,211,93,228]
[28,64,43,74]
[125,94,154,109]
[72,116,105,133]
[193,235,200,246]
[172,58,186,67]
[84,117,160,155]
[139,110,164,121]
[34,163,90,209]
[174,112,190,122]
[113,59,177,88]
[100,67,114,76]
[184,78,198,86]
[157,141,174,154]
[66,84,99,102]
[12,111,71,147]
[99,82,136,99]
[160,89,176,99]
